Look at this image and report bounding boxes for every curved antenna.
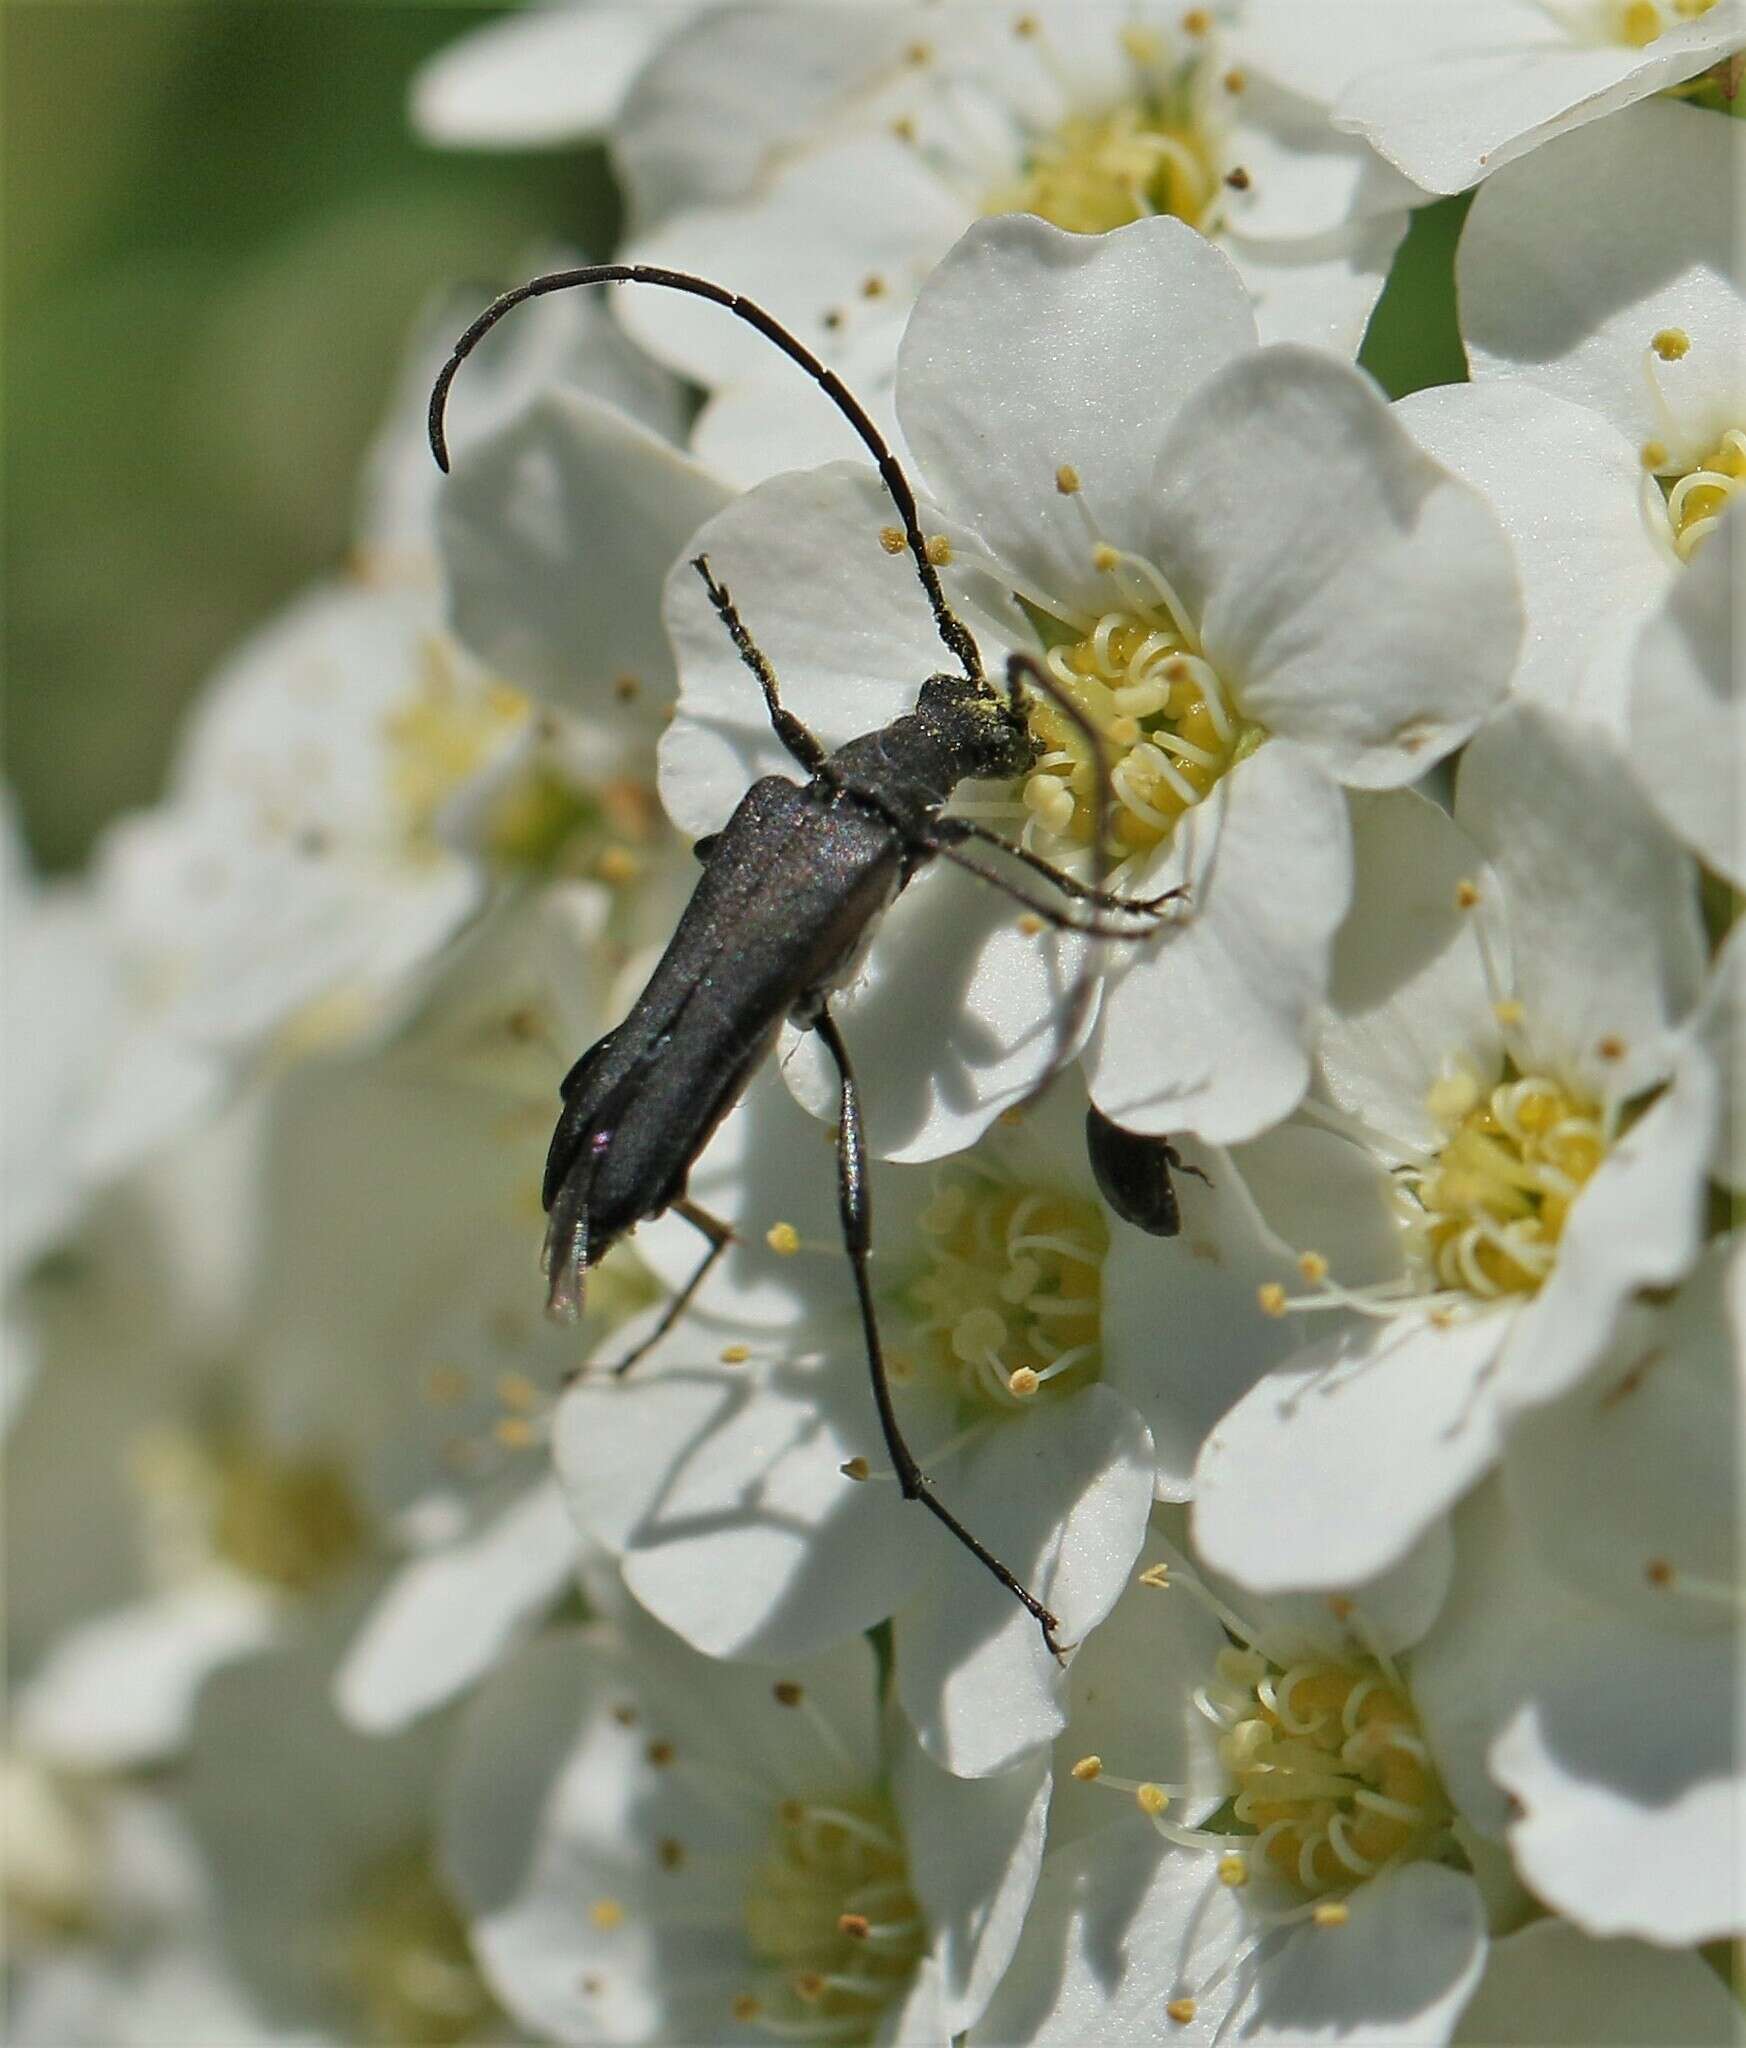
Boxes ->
[429,262,982,684]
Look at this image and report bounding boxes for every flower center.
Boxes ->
[1023,598,1260,858]
[1408,1070,1608,1301]
[905,1171,1107,1409]
[737,1794,925,2042]
[1205,1646,1452,1896]
[985,22,1240,238]
[130,1424,369,1597]
[1660,428,1746,562]
[339,1840,499,2047]
[384,643,529,861]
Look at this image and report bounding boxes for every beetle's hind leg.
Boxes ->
[926,816,1188,933]
[691,556,827,776]
[812,1003,1068,1662]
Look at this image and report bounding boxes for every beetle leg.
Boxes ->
[928,815,1187,922]
[811,1003,1069,1663]
[691,555,828,776]
[595,1198,736,1379]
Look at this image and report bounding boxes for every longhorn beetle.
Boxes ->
[431,262,1186,1657]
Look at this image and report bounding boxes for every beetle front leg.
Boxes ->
[811,1004,1068,1662]
[691,555,827,776]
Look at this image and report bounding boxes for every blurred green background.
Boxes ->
[4,0,619,871]
[4,2,1468,875]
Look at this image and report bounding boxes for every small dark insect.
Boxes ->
[1084,1104,1212,1238]
[431,262,1181,1656]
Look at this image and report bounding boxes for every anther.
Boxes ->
[1072,1755,1104,1781]
[1297,1250,1329,1284]
[1017,913,1044,937]
[773,1681,804,1707]
[1223,67,1247,92]
[1138,1562,1170,1589]
[658,1837,685,1869]
[924,535,952,566]
[1218,1853,1249,1887]
[904,40,932,64]
[591,1898,625,1930]
[1652,327,1691,361]
[732,1993,762,2022]
[1492,999,1524,1026]
[1646,1556,1675,1586]
[1055,463,1081,494]
[841,1457,871,1482]
[1313,1900,1350,1928]
[861,274,886,300]
[1258,1282,1288,1317]
[1454,878,1481,910]
[612,1703,639,1726]
[1167,1996,1199,2024]
[1642,440,1670,470]
[1007,1366,1042,1398]
[1224,165,1252,190]
[1596,1034,1627,1061]
[1014,12,1040,36]
[838,1913,872,1940]
[1182,8,1210,32]
[721,1344,750,1365]
[767,1222,801,1255]
[891,115,916,142]
[646,1740,675,1767]
[1092,542,1120,571]
[879,526,906,555]
[1136,1782,1170,1816]
[493,1417,536,1449]
[612,673,640,701]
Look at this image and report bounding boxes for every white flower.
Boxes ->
[618,0,1414,484]
[1630,499,1743,886]
[555,1071,1162,1780]
[443,1605,1047,2045]
[971,1523,1501,2046]
[659,214,1520,1162]
[1192,713,1711,1592]
[1238,0,1746,195]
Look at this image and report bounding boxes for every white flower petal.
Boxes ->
[411,4,680,147]
[1244,1863,1486,2047]
[1148,350,1521,783]
[1451,1918,1746,2047]
[1335,6,1746,196]
[1225,212,1408,358]
[1193,1311,1508,1593]
[966,1826,1252,2046]
[14,1579,279,1771]
[1503,1240,1740,1629]
[1457,702,1706,1100]
[1395,380,1673,734]
[334,1479,582,1734]
[1317,788,1502,1151]
[1089,743,1352,1144]
[897,214,1258,619]
[1630,498,1743,886]
[897,1383,1155,1777]
[1459,97,1746,455]
[892,1724,1048,2035]
[1412,1486,1742,1942]
[439,390,730,731]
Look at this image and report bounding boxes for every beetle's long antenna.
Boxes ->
[429,262,982,685]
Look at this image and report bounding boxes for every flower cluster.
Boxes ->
[7,6,1741,2045]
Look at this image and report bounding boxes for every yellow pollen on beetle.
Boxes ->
[906,1172,1107,1412]
[1662,427,1746,562]
[924,535,953,566]
[1407,1071,1610,1301]
[1022,604,1260,856]
[879,526,907,555]
[1212,1651,1452,1897]
[740,1792,925,2042]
